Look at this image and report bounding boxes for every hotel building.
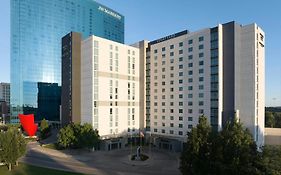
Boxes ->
[143,21,265,151]
[62,32,140,150]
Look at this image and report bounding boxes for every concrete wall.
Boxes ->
[265,128,281,145]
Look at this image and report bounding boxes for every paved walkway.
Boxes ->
[21,142,181,175]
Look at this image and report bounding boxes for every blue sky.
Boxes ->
[0,0,280,106]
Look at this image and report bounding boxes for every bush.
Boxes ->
[57,123,99,150]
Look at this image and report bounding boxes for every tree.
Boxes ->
[265,112,274,128]
[216,120,263,175]
[57,123,100,150]
[261,146,281,174]
[180,115,212,175]
[274,113,281,128]
[40,118,50,139]
[0,128,26,171]
[180,116,264,175]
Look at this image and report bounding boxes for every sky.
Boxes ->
[0,0,280,106]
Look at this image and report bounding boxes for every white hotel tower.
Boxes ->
[141,21,265,151]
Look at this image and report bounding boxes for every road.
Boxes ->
[21,142,181,175]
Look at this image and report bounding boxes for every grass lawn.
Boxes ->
[0,163,84,175]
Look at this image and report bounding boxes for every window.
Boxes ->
[162,82,165,85]
[170,88,174,92]
[199,101,204,106]
[188,78,193,83]
[199,85,204,90]
[179,124,183,128]
[179,57,183,62]
[199,36,204,42]
[169,52,174,56]
[170,102,174,106]
[170,123,174,127]
[179,50,183,54]
[162,54,166,58]
[170,45,174,49]
[162,129,165,133]
[188,86,193,90]
[179,109,183,113]
[199,69,204,74]
[188,63,193,67]
[199,93,204,98]
[199,44,204,50]
[179,87,183,91]
[154,129,157,132]
[188,125,193,129]
[188,94,193,98]
[179,116,183,121]
[179,79,183,84]
[179,94,183,98]
[179,102,183,106]
[188,39,193,44]
[154,49,157,53]
[162,68,165,72]
[179,131,183,135]
[179,42,183,47]
[179,72,183,76]
[188,101,193,106]
[188,117,193,121]
[170,116,174,120]
[188,47,193,52]
[188,70,193,75]
[188,55,193,60]
[170,73,174,77]
[162,123,165,127]
[179,65,183,69]
[170,109,174,113]
[199,109,204,113]
[199,53,204,58]
[162,116,166,120]
[199,77,204,82]
[170,80,174,85]
[199,61,204,66]
[188,109,192,113]
[170,59,174,63]
[162,61,165,65]
[162,47,166,52]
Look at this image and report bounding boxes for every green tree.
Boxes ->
[261,146,281,174]
[274,113,281,128]
[57,124,75,148]
[265,112,275,128]
[57,123,99,149]
[216,120,263,175]
[0,128,26,171]
[40,118,51,139]
[180,117,264,175]
[180,115,212,175]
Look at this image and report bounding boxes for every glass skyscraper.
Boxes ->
[10,0,124,122]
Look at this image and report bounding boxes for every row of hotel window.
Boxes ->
[154,77,204,85]
[153,69,204,77]
[153,53,205,60]
[154,53,205,60]
[153,108,205,114]
[153,129,190,135]
[154,45,204,55]
[109,44,136,56]
[153,36,205,54]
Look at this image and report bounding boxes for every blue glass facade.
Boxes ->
[10,0,124,122]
